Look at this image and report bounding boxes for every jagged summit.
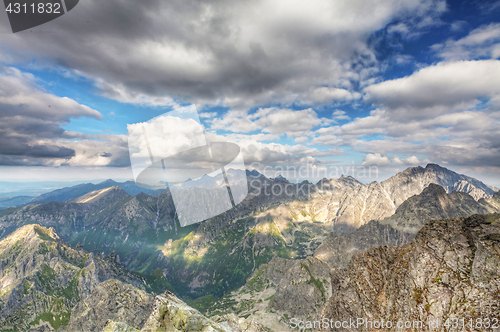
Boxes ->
[99,179,119,186]
[339,174,357,180]
[272,174,289,182]
[0,224,60,247]
[421,182,447,194]
[382,163,495,204]
[245,169,262,177]
[425,162,444,169]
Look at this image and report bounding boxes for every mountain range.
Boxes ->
[0,163,499,331]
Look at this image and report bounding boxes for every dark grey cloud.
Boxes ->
[0,0,446,109]
[0,66,131,166]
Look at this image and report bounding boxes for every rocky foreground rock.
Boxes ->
[61,279,154,332]
[322,213,500,331]
[103,290,264,332]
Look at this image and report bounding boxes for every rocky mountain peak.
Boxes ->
[0,224,60,249]
[99,179,119,186]
[381,163,494,208]
[420,182,447,195]
[245,169,262,178]
[338,174,363,187]
[424,162,444,170]
[273,174,289,182]
[383,183,496,233]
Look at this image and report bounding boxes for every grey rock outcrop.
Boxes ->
[314,220,413,267]
[61,279,154,332]
[103,321,140,332]
[322,213,500,331]
[209,256,332,331]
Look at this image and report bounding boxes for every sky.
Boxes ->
[0,0,500,187]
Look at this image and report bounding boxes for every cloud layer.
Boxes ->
[1,1,499,186]
[0,0,445,109]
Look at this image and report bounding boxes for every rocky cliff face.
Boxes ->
[331,164,496,234]
[0,225,170,331]
[380,163,496,204]
[383,183,500,233]
[322,213,500,331]
[314,220,413,268]
[312,183,500,268]
[209,256,332,331]
[250,164,497,235]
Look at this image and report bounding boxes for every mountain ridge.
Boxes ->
[0,164,496,301]
[0,224,173,331]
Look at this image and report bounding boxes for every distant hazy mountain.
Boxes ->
[0,179,165,210]
[31,179,164,204]
[0,196,34,210]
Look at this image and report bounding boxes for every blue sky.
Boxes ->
[0,0,500,187]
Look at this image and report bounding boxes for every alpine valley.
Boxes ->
[0,164,499,331]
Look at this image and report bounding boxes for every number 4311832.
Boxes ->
[5,2,61,14]
[444,317,499,329]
